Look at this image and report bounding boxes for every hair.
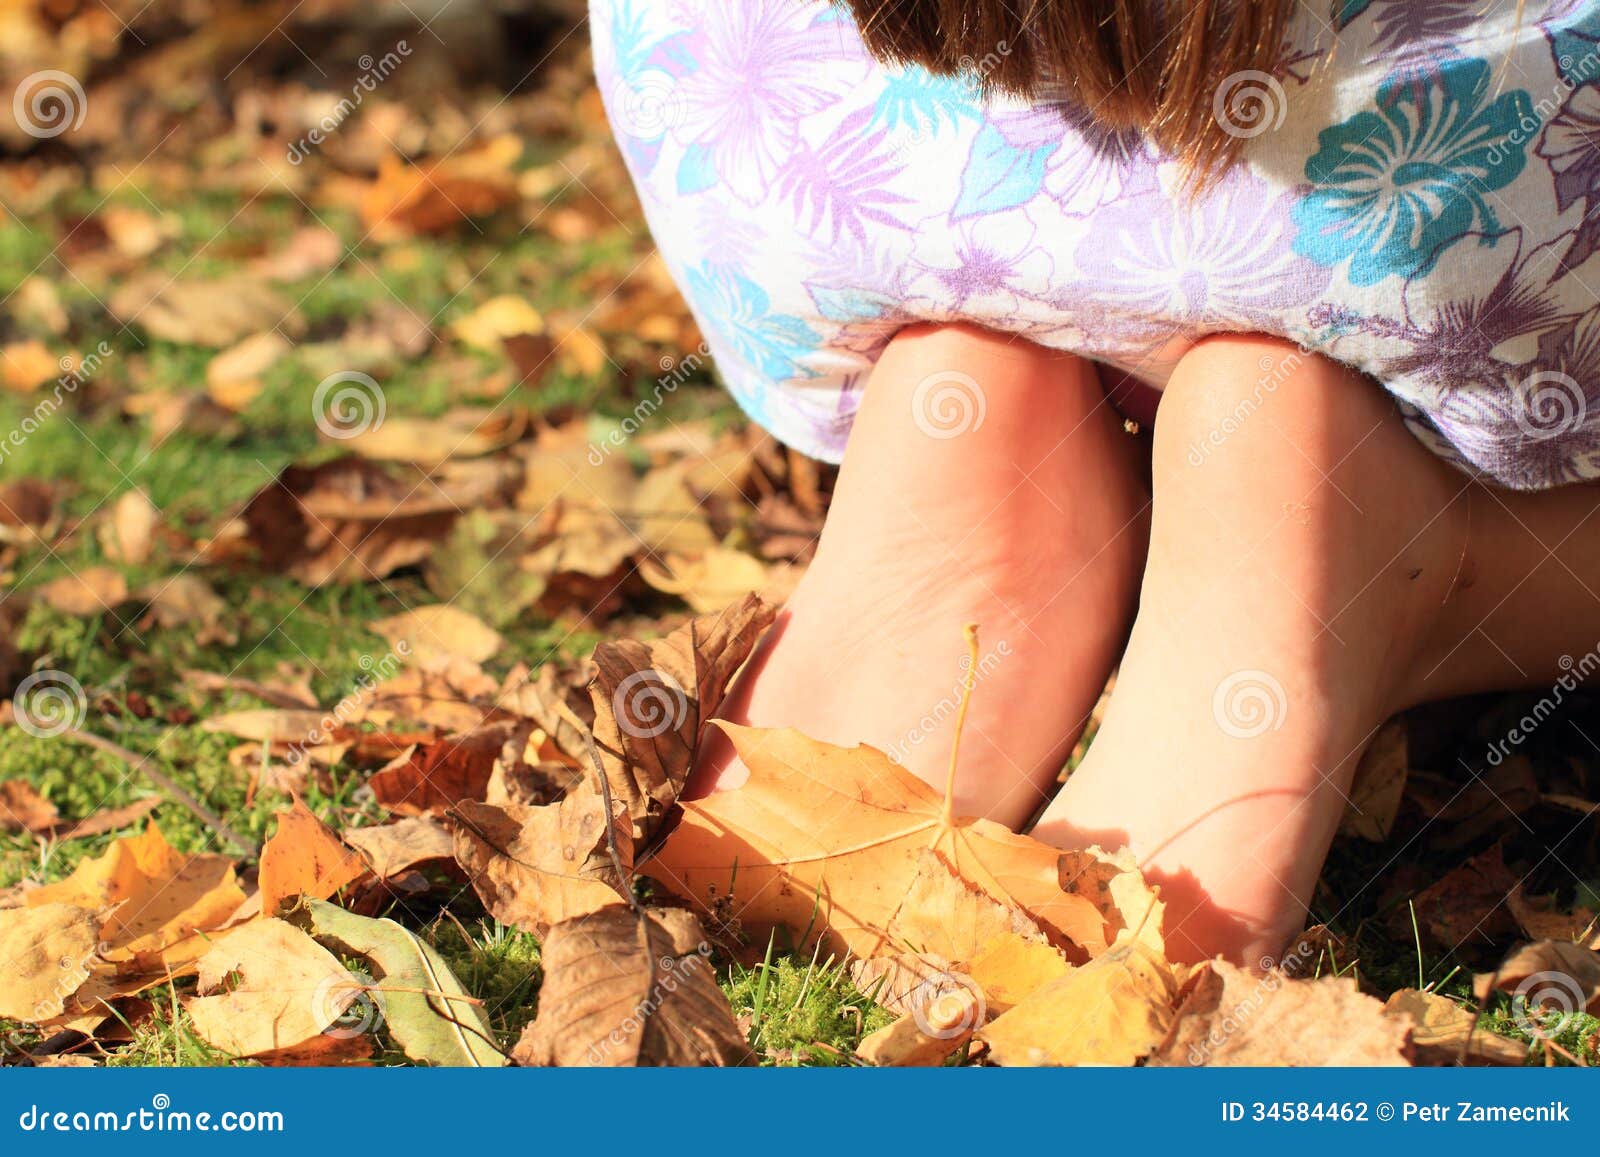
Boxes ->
[842,0,1294,181]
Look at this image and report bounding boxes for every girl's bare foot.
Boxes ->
[1035,335,1600,965]
[694,323,1148,827]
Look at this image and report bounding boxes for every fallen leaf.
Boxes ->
[450,295,544,351]
[370,723,513,816]
[185,919,355,1058]
[340,408,527,466]
[589,594,777,843]
[288,898,504,1067]
[1410,843,1519,948]
[639,548,768,615]
[258,800,368,915]
[452,788,632,935]
[28,823,246,969]
[0,779,60,833]
[202,709,326,743]
[110,274,303,348]
[2,340,59,393]
[978,943,1177,1066]
[1154,960,1410,1066]
[513,906,750,1067]
[343,817,454,879]
[370,604,503,664]
[0,904,100,1020]
[49,797,162,842]
[652,724,1131,960]
[1507,884,1599,948]
[1383,988,1526,1065]
[1056,845,1166,957]
[1474,940,1600,1016]
[361,137,521,239]
[886,848,1048,962]
[99,490,157,566]
[1341,718,1408,842]
[965,934,1074,1015]
[206,331,290,403]
[39,566,128,616]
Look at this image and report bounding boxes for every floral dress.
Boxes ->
[591,0,1600,491]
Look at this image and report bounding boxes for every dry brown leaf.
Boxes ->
[341,409,526,466]
[370,604,503,664]
[0,779,60,833]
[848,953,959,1018]
[139,574,234,645]
[27,823,246,970]
[50,797,162,842]
[512,906,750,1067]
[99,490,157,566]
[856,1001,977,1067]
[452,787,632,935]
[235,459,469,587]
[1383,988,1527,1066]
[343,817,454,879]
[365,654,497,734]
[109,274,303,348]
[651,724,1128,960]
[2,340,58,393]
[360,137,521,239]
[206,331,290,400]
[978,943,1177,1066]
[185,919,355,1059]
[1507,884,1599,948]
[0,903,100,1021]
[450,295,544,351]
[1341,717,1408,842]
[0,478,59,546]
[1411,843,1519,947]
[1154,960,1410,1066]
[589,594,777,843]
[639,548,768,615]
[369,723,513,816]
[202,709,326,743]
[39,566,128,616]
[965,934,1074,1015]
[1474,940,1600,1016]
[887,848,1048,962]
[258,800,368,915]
[1056,845,1166,957]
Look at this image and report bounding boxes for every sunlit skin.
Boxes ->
[695,323,1600,966]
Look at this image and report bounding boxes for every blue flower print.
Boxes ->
[1291,56,1534,286]
[685,263,819,383]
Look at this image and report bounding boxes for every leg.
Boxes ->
[1035,335,1479,963]
[696,323,1149,827]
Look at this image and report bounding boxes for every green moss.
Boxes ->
[722,953,892,1066]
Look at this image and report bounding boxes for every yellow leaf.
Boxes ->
[0,904,100,1021]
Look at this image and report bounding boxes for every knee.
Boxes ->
[1152,335,1362,481]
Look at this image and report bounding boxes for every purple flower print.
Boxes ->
[775,106,914,246]
[1071,171,1330,333]
[673,0,864,205]
[1537,83,1600,267]
[907,210,1055,317]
